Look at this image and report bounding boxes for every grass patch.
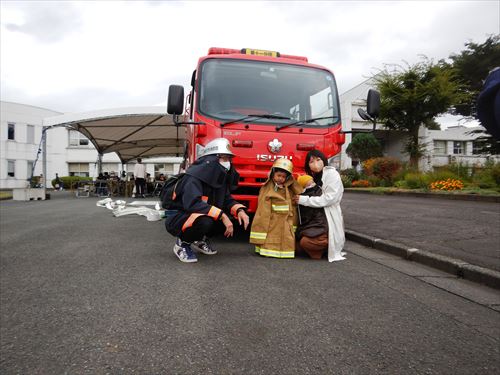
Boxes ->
[346,187,500,197]
[0,191,13,200]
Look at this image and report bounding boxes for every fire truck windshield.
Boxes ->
[198,59,340,127]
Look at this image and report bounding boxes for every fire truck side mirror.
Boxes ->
[167,85,185,115]
[366,89,380,119]
[357,108,371,121]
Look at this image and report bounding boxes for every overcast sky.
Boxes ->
[1,0,499,126]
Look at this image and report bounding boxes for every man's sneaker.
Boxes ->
[191,237,217,255]
[173,238,197,263]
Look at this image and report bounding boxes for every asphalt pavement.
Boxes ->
[342,191,500,273]
[0,192,499,374]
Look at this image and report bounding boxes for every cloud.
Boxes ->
[3,1,83,43]
[0,0,498,117]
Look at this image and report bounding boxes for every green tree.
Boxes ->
[448,35,500,118]
[346,133,383,163]
[447,35,500,151]
[375,58,464,169]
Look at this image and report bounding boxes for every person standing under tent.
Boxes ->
[133,158,147,198]
[55,173,63,191]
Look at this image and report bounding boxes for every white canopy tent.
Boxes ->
[43,106,186,163]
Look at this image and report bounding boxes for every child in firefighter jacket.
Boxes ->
[249,159,302,258]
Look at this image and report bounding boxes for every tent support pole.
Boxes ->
[42,127,47,189]
[98,153,103,175]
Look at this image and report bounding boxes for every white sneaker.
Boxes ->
[191,237,217,255]
[173,238,197,263]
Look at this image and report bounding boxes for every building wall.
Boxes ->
[420,125,500,171]
[1,101,182,189]
[339,77,410,169]
[0,101,62,189]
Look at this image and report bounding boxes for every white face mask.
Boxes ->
[219,160,231,170]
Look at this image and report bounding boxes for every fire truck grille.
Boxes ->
[232,186,261,196]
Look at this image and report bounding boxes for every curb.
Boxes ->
[345,229,500,290]
[344,189,500,203]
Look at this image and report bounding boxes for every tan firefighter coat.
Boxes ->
[250,176,302,258]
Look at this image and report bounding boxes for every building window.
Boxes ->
[472,141,483,154]
[7,160,15,177]
[433,140,447,155]
[68,163,89,177]
[27,161,34,178]
[154,163,174,178]
[453,141,465,155]
[27,125,35,144]
[100,163,119,173]
[69,130,90,147]
[8,123,15,140]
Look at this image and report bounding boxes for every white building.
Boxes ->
[339,78,499,171]
[339,77,410,170]
[420,125,500,171]
[1,101,182,190]
[1,101,61,189]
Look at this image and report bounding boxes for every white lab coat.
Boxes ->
[297,166,346,262]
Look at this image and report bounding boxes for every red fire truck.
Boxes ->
[167,47,379,213]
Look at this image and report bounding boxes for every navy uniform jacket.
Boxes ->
[477,68,500,141]
[165,155,245,237]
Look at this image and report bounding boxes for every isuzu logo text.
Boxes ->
[257,155,292,161]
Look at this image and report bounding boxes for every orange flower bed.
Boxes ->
[351,179,371,188]
[430,178,464,191]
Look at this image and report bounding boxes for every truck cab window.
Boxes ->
[198,59,339,127]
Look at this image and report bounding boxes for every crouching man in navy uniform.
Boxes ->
[165,138,250,263]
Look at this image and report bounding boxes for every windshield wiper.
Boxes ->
[220,114,292,128]
[276,116,339,130]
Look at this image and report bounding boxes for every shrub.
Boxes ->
[473,175,497,189]
[363,158,376,175]
[430,178,464,191]
[470,161,500,188]
[351,179,371,188]
[393,180,407,188]
[29,176,40,188]
[346,133,383,162]
[434,163,471,181]
[491,163,500,185]
[341,175,352,188]
[51,176,92,190]
[340,168,361,183]
[363,157,402,184]
[427,169,458,183]
[51,178,66,189]
[404,172,429,189]
[367,176,381,187]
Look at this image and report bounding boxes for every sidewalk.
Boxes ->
[345,187,500,202]
[345,229,500,290]
[342,190,500,290]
